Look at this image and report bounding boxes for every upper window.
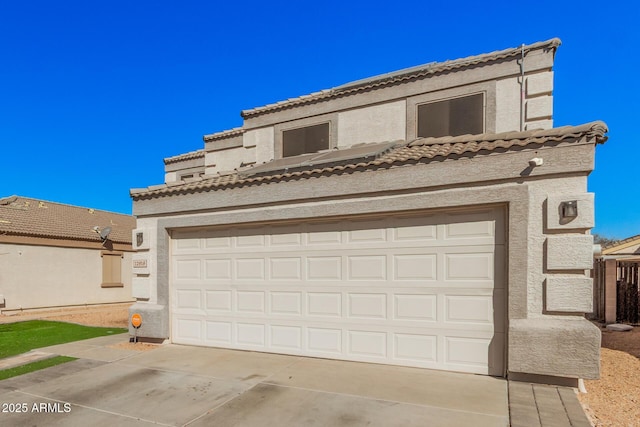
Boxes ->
[417,93,484,138]
[282,123,329,157]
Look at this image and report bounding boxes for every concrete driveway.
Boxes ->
[0,334,509,426]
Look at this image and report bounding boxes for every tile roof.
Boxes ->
[0,196,136,244]
[203,127,244,142]
[131,121,607,201]
[164,149,205,165]
[602,234,640,252]
[241,39,561,118]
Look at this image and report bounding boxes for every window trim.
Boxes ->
[406,83,495,141]
[274,112,338,159]
[416,92,485,138]
[281,122,331,158]
[101,251,124,288]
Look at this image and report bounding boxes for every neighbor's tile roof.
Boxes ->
[0,196,135,244]
[241,38,561,118]
[602,234,640,253]
[131,121,607,201]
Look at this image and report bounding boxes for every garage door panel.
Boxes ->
[175,287,499,328]
[444,219,494,240]
[236,234,265,248]
[445,336,492,368]
[392,218,438,241]
[174,317,203,343]
[393,333,438,363]
[235,258,265,280]
[444,209,503,239]
[346,221,388,243]
[171,312,503,372]
[269,257,303,280]
[307,225,342,245]
[174,233,202,251]
[237,323,266,346]
[204,259,232,280]
[205,290,232,312]
[445,295,493,325]
[270,325,303,350]
[307,256,342,280]
[348,330,387,358]
[394,294,437,321]
[205,320,232,344]
[393,254,437,280]
[347,255,387,280]
[348,293,387,319]
[270,292,303,315]
[307,327,342,354]
[176,289,202,310]
[269,224,303,246]
[204,234,232,249]
[174,259,202,280]
[236,291,265,314]
[444,252,494,281]
[171,207,505,375]
[308,292,342,317]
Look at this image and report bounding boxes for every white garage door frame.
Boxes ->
[169,207,506,376]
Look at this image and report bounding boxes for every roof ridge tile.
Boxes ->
[241,39,561,118]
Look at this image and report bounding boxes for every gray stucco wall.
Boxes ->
[130,136,601,381]
[169,43,556,179]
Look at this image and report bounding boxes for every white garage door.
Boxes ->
[171,208,505,375]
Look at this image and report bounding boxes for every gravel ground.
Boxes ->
[578,325,640,427]
[0,303,132,328]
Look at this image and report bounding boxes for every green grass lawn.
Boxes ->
[0,320,127,359]
[0,356,76,381]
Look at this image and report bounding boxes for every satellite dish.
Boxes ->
[99,227,112,241]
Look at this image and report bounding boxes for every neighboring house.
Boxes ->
[601,234,640,261]
[129,38,606,385]
[0,196,136,312]
[592,235,640,324]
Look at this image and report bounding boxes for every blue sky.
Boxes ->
[1,1,638,238]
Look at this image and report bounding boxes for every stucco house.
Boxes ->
[0,196,136,312]
[129,38,606,384]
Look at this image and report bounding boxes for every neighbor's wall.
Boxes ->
[0,243,134,311]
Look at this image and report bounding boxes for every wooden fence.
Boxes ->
[592,259,640,324]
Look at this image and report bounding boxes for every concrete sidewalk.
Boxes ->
[0,335,590,426]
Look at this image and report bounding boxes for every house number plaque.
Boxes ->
[133,259,148,269]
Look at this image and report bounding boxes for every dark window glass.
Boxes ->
[417,94,484,138]
[283,123,329,157]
